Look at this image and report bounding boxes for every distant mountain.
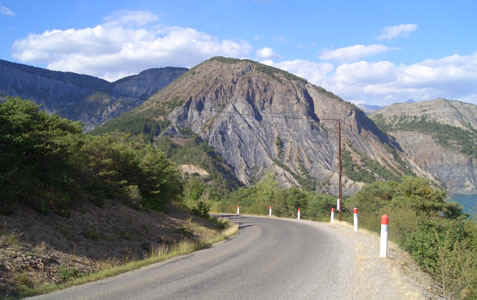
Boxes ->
[0,59,187,130]
[357,104,384,113]
[96,57,414,195]
[371,99,477,193]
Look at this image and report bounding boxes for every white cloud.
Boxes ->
[0,5,15,16]
[103,10,158,26]
[264,59,334,84]
[256,47,276,59]
[267,52,477,105]
[378,24,418,40]
[12,11,252,81]
[320,44,391,61]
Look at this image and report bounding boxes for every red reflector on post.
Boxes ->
[353,208,358,214]
[381,214,389,225]
[331,207,335,212]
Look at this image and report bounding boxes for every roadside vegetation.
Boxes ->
[0,97,183,216]
[0,97,237,298]
[206,173,336,220]
[345,177,477,299]
[3,97,476,299]
[201,173,477,299]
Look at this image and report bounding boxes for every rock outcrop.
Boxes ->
[371,99,477,194]
[0,59,187,130]
[98,57,410,195]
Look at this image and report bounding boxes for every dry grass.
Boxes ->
[19,217,238,298]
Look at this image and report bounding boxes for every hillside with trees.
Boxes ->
[0,97,234,298]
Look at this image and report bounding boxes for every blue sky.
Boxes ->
[1,1,477,105]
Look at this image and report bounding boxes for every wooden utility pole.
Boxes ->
[338,120,342,220]
[322,119,343,220]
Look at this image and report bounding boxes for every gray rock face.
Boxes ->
[112,67,188,99]
[371,99,477,194]
[0,59,187,131]
[373,99,477,131]
[133,57,407,194]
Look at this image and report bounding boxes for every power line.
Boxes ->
[203,106,344,219]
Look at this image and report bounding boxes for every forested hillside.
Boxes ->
[0,97,183,215]
[0,97,236,298]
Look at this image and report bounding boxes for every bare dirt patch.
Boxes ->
[0,203,228,298]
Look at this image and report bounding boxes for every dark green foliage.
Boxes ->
[0,97,183,215]
[91,111,169,138]
[58,265,80,283]
[373,114,477,158]
[275,136,284,158]
[0,97,83,214]
[217,173,335,220]
[191,201,210,217]
[271,159,317,191]
[346,177,477,298]
[156,135,240,193]
[342,149,399,183]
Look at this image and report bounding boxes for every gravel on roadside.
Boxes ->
[303,219,440,300]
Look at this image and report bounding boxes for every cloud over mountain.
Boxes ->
[12,10,252,81]
[319,44,391,61]
[265,52,477,105]
[256,47,276,59]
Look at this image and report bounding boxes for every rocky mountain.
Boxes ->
[0,59,187,130]
[371,99,477,193]
[357,103,384,114]
[96,57,414,195]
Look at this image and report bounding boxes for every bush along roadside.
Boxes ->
[345,176,477,299]
[205,173,337,221]
[0,97,239,299]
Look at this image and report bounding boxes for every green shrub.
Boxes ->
[58,265,81,282]
[0,98,183,215]
[346,176,477,298]
[191,201,210,217]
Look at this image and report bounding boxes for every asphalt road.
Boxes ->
[30,215,356,300]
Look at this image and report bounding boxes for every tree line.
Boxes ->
[0,97,182,215]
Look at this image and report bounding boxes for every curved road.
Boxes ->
[31,216,356,300]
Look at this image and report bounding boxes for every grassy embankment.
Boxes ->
[17,217,237,298]
[0,97,238,298]
[210,173,477,299]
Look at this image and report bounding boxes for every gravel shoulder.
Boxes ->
[297,218,438,300]
[20,214,438,300]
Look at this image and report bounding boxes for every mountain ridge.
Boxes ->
[371,99,477,193]
[97,56,412,195]
[0,59,187,130]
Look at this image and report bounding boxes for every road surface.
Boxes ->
[30,215,356,300]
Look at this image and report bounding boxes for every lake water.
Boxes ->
[450,194,477,216]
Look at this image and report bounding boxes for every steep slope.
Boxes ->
[97,57,412,195]
[371,99,477,193]
[0,59,186,130]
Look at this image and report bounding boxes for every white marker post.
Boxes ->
[330,207,335,223]
[353,208,358,232]
[336,198,341,212]
[380,214,389,257]
[297,208,301,221]
[236,205,240,216]
[269,205,272,217]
